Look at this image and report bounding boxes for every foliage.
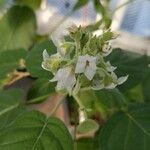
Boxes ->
[96,103,150,150]
[0,5,36,51]
[0,111,73,150]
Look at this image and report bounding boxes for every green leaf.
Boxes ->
[106,49,149,91]
[96,103,150,150]
[27,79,56,104]
[14,0,42,10]
[77,90,95,110]
[0,89,23,116]
[77,88,126,119]
[94,88,127,114]
[0,89,26,129]
[73,0,89,11]
[0,49,26,81]
[76,138,96,150]
[142,70,150,102]
[0,111,73,150]
[0,6,36,51]
[92,0,111,29]
[93,0,104,13]
[77,119,99,134]
[26,40,57,78]
[124,84,144,103]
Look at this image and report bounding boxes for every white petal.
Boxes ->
[84,58,97,80]
[117,75,128,85]
[56,80,65,90]
[50,68,67,82]
[41,61,51,71]
[66,74,76,93]
[42,50,51,71]
[43,49,49,60]
[75,56,87,73]
[75,62,86,73]
[84,65,96,80]
[50,67,76,93]
[88,56,97,64]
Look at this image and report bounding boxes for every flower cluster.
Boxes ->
[42,25,128,95]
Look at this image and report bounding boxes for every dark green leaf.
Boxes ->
[26,40,57,78]
[76,138,96,150]
[0,89,26,129]
[96,103,150,150]
[106,49,149,91]
[0,89,23,116]
[0,111,73,150]
[27,79,56,104]
[124,84,144,103]
[0,6,36,51]
[142,70,150,102]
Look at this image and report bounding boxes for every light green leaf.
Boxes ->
[0,49,26,81]
[77,90,96,110]
[14,0,42,10]
[0,111,73,150]
[27,79,56,104]
[96,103,150,150]
[77,119,99,134]
[0,6,36,51]
[26,40,57,78]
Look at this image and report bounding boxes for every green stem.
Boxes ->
[73,94,84,109]
[72,94,87,120]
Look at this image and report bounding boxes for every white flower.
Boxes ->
[42,49,61,72]
[50,67,76,93]
[75,55,97,80]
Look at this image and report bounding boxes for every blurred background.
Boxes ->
[1,0,150,54]
[36,0,150,55]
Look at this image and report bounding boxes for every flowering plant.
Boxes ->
[0,1,150,150]
[42,26,128,96]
